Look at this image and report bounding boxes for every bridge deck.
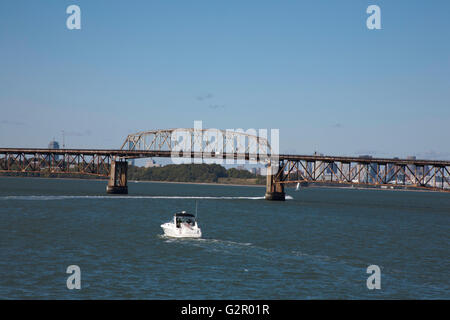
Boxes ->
[1,148,449,166]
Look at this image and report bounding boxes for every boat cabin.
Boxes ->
[174,212,196,228]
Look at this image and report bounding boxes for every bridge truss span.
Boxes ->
[274,156,450,192]
[120,128,274,159]
[0,149,114,177]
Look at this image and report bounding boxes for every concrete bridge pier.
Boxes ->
[106,160,128,194]
[265,162,285,201]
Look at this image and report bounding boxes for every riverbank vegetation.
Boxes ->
[128,164,265,185]
[0,163,266,185]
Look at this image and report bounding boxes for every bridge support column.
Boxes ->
[265,162,285,201]
[106,160,128,194]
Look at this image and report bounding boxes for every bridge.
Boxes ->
[1,128,450,200]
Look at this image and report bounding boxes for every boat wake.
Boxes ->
[159,235,347,269]
[158,234,252,247]
[196,238,252,246]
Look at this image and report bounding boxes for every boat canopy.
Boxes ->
[175,212,195,218]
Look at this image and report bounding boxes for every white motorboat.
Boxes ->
[161,211,202,238]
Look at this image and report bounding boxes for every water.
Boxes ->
[0,177,449,299]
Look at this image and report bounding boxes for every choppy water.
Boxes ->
[0,177,449,299]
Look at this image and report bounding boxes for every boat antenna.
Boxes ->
[195,200,198,219]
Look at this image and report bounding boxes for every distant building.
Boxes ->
[369,163,378,184]
[313,152,325,179]
[326,163,338,175]
[406,156,417,182]
[48,140,60,149]
[145,159,161,168]
[357,155,376,183]
[47,140,60,161]
[305,161,313,177]
[128,159,135,166]
[387,157,399,182]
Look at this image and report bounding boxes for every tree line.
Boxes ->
[128,163,265,184]
[0,162,265,184]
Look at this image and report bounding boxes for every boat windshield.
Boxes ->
[175,214,195,226]
[180,216,195,223]
[174,212,196,226]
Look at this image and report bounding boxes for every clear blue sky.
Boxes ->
[1,0,449,159]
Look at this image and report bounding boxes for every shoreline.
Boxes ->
[1,175,448,193]
[130,180,265,188]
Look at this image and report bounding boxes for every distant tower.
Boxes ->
[48,140,60,149]
[62,130,66,148]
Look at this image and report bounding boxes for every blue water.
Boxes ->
[0,177,449,299]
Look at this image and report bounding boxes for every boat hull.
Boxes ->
[161,223,202,238]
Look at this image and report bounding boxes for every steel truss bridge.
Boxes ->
[1,129,449,200]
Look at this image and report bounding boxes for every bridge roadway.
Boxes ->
[1,148,450,166]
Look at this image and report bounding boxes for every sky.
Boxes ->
[0,0,449,160]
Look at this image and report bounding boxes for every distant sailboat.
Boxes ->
[295,182,301,191]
